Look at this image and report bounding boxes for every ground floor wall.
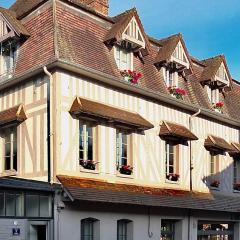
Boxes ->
[0,218,53,240]
[54,202,240,240]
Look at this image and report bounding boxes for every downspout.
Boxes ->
[189,109,201,191]
[43,66,52,183]
[188,109,200,240]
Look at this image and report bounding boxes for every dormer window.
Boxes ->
[206,86,219,104]
[163,68,177,87]
[0,41,17,78]
[114,46,133,71]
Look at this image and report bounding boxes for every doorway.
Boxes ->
[29,221,49,240]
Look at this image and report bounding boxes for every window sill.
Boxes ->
[209,187,220,191]
[165,179,180,185]
[0,170,17,177]
[233,190,240,193]
[116,172,134,179]
[80,167,100,174]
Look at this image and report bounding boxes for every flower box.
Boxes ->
[80,160,96,170]
[166,173,180,182]
[120,70,142,85]
[233,183,240,191]
[213,102,224,113]
[119,165,133,175]
[210,180,220,188]
[168,86,186,100]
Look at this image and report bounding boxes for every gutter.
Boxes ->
[0,59,240,129]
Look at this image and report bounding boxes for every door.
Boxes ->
[29,221,49,240]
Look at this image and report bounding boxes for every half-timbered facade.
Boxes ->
[0,0,240,240]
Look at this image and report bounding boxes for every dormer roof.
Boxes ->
[0,7,29,40]
[154,33,192,72]
[104,8,150,54]
[200,55,232,86]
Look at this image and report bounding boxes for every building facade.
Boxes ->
[0,0,240,239]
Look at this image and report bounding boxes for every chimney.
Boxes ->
[81,0,109,16]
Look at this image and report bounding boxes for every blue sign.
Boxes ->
[12,228,20,236]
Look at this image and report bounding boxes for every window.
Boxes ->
[0,191,24,217]
[165,142,179,181]
[206,86,219,104]
[209,154,219,176]
[114,46,133,71]
[25,193,52,218]
[81,218,100,240]
[233,157,240,191]
[0,42,17,77]
[2,127,17,171]
[161,220,175,240]
[116,130,132,175]
[164,68,177,87]
[197,222,234,240]
[117,219,133,240]
[79,121,97,170]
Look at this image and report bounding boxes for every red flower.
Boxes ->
[215,102,224,108]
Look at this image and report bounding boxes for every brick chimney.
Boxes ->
[80,0,109,16]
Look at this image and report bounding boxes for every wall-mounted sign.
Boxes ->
[12,228,20,236]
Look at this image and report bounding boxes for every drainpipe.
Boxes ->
[43,66,52,183]
[189,109,201,191]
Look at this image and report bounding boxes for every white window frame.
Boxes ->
[209,154,219,176]
[2,127,17,171]
[206,86,219,104]
[79,121,97,163]
[233,158,240,184]
[163,68,178,87]
[117,219,133,240]
[116,129,131,170]
[114,46,133,71]
[81,218,100,240]
[165,142,178,176]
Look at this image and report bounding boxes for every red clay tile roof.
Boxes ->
[69,96,154,130]
[200,55,232,85]
[0,8,29,36]
[0,104,27,126]
[204,135,235,152]
[57,175,240,212]
[159,121,198,141]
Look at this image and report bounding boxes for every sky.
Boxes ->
[1,0,240,79]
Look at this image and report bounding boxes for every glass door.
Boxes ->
[29,221,49,240]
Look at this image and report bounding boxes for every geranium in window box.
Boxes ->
[119,165,133,175]
[120,70,142,85]
[80,159,96,170]
[166,173,180,182]
[210,180,220,188]
[168,86,186,99]
[233,183,240,191]
[213,102,224,113]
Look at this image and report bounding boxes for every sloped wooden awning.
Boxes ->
[69,97,154,130]
[204,135,235,153]
[159,121,198,141]
[0,104,27,127]
[230,142,240,155]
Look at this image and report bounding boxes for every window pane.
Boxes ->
[26,195,39,217]
[0,193,4,216]
[40,195,51,217]
[5,193,15,216]
[87,136,93,161]
[15,194,24,217]
[4,156,11,170]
